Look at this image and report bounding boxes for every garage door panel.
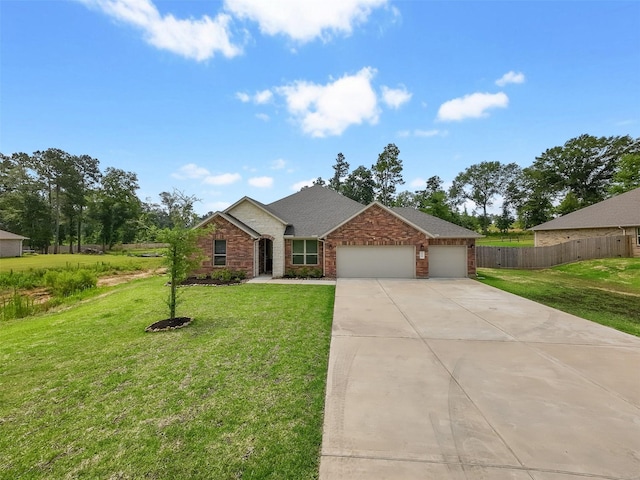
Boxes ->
[337,246,415,278]
[429,245,467,278]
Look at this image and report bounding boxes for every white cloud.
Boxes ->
[80,0,242,61]
[248,176,274,188]
[224,0,388,43]
[203,173,242,185]
[277,67,380,137]
[291,178,316,190]
[271,158,286,169]
[495,71,525,87]
[255,113,270,121]
[381,85,411,109]
[415,129,447,137]
[397,129,447,138]
[172,163,210,179]
[236,89,273,105]
[410,177,426,188]
[254,89,273,104]
[437,92,509,122]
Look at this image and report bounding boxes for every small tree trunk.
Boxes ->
[77,206,83,253]
[169,244,178,319]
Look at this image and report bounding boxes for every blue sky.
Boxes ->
[2,0,639,215]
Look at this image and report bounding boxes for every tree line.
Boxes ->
[1,133,638,252]
[313,134,639,233]
[0,149,199,252]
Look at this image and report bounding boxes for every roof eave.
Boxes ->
[320,201,436,239]
[224,196,289,225]
[193,211,261,239]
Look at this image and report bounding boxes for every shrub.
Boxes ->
[0,269,47,290]
[44,269,97,297]
[309,268,323,278]
[210,269,246,283]
[0,291,38,321]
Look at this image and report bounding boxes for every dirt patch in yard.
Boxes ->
[98,268,166,287]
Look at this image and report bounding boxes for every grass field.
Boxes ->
[0,253,164,274]
[477,258,640,336]
[0,278,334,479]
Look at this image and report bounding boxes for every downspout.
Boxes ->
[254,238,260,278]
[319,239,326,277]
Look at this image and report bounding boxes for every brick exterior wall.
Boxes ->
[228,201,287,277]
[429,238,477,276]
[535,227,640,257]
[194,216,255,277]
[284,239,325,275]
[324,204,430,278]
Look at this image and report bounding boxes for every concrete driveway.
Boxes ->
[319,279,640,480]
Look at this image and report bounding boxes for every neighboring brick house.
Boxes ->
[531,187,640,257]
[194,185,481,279]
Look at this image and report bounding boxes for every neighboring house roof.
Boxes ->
[266,185,364,237]
[391,207,483,239]
[0,229,28,240]
[531,187,640,231]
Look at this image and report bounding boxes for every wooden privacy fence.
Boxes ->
[476,235,633,269]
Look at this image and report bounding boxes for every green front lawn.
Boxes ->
[477,258,640,336]
[0,278,334,479]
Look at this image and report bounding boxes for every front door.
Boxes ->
[259,238,273,274]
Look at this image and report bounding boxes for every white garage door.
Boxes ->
[336,246,415,278]
[429,245,467,278]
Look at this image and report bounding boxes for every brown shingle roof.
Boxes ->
[266,185,364,237]
[531,187,640,231]
[391,207,482,238]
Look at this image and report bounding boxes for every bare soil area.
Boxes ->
[97,268,165,287]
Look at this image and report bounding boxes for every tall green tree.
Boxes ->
[159,189,200,229]
[372,143,404,206]
[414,175,460,224]
[91,168,141,249]
[329,152,350,193]
[29,148,78,253]
[529,134,639,211]
[393,191,418,208]
[60,154,101,253]
[450,161,518,233]
[515,167,555,228]
[609,153,640,195]
[0,152,51,249]
[342,165,376,205]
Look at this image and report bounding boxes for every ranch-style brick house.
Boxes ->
[194,185,481,279]
[531,187,640,257]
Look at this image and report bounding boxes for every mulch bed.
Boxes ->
[145,317,192,332]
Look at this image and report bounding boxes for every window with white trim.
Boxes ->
[637,228,640,246]
[214,240,227,266]
[292,239,318,265]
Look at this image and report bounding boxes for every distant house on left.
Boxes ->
[0,230,29,258]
